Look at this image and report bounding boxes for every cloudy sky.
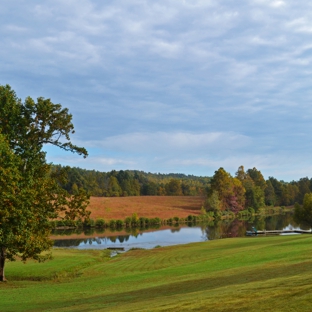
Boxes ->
[1,0,312,181]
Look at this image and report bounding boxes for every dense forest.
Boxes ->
[205,166,312,214]
[54,165,312,213]
[53,165,210,197]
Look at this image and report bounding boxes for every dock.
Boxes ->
[107,247,125,251]
[246,229,312,236]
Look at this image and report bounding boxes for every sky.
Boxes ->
[1,0,312,181]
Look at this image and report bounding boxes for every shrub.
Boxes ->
[124,217,132,227]
[131,213,139,226]
[154,217,161,224]
[83,218,95,228]
[49,220,57,229]
[187,215,193,222]
[116,219,124,227]
[139,217,146,225]
[75,219,84,228]
[63,219,76,227]
[95,218,105,228]
[109,220,116,228]
[56,220,65,227]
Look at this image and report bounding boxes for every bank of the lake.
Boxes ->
[2,235,312,311]
[52,211,304,250]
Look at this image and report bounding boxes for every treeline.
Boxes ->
[51,213,210,231]
[205,166,312,214]
[53,165,210,197]
[53,165,312,210]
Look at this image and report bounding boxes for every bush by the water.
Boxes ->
[51,213,210,231]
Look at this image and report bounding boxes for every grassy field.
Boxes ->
[2,235,312,311]
[87,196,205,220]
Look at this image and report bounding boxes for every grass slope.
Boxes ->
[2,235,312,311]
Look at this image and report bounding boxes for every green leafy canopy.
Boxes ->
[0,85,90,280]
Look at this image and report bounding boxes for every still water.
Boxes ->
[54,227,207,250]
[53,213,310,250]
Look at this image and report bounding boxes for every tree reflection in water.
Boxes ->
[204,212,301,240]
[53,212,303,248]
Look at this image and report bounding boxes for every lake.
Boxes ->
[54,226,207,250]
[53,212,310,250]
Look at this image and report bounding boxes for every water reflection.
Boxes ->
[53,227,208,250]
[204,213,303,240]
[53,212,308,250]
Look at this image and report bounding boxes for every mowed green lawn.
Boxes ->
[2,235,312,311]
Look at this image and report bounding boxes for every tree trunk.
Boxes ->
[0,247,7,282]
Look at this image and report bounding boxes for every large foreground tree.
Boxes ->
[0,85,90,281]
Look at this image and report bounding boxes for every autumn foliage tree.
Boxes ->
[235,166,266,211]
[205,167,245,214]
[0,85,90,282]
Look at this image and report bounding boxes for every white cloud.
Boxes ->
[3,0,312,181]
[93,157,135,166]
[4,25,28,32]
[270,0,286,8]
[149,40,182,58]
[252,0,286,8]
[83,131,251,156]
[287,18,312,33]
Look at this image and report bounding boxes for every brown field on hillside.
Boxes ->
[87,196,205,220]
